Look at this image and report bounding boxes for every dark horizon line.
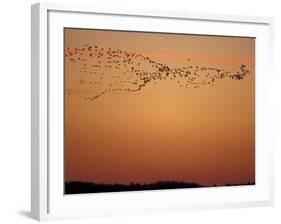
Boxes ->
[65,180,255,194]
[65,180,255,185]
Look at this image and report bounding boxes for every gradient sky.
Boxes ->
[64,28,255,186]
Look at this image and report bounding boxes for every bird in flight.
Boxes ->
[65,44,250,101]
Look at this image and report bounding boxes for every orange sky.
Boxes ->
[64,28,255,186]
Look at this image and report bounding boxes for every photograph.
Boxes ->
[64,28,255,194]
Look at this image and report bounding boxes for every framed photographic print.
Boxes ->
[31,2,274,221]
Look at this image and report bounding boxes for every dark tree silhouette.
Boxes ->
[65,180,254,194]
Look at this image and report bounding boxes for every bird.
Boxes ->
[65,44,250,101]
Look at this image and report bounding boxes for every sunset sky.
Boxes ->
[64,28,255,186]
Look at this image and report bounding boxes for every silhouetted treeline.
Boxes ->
[65,180,255,194]
[65,180,204,194]
[223,182,255,186]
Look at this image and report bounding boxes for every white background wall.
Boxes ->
[0,0,280,223]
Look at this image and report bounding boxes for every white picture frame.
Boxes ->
[31,2,274,221]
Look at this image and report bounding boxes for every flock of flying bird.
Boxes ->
[65,44,250,101]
